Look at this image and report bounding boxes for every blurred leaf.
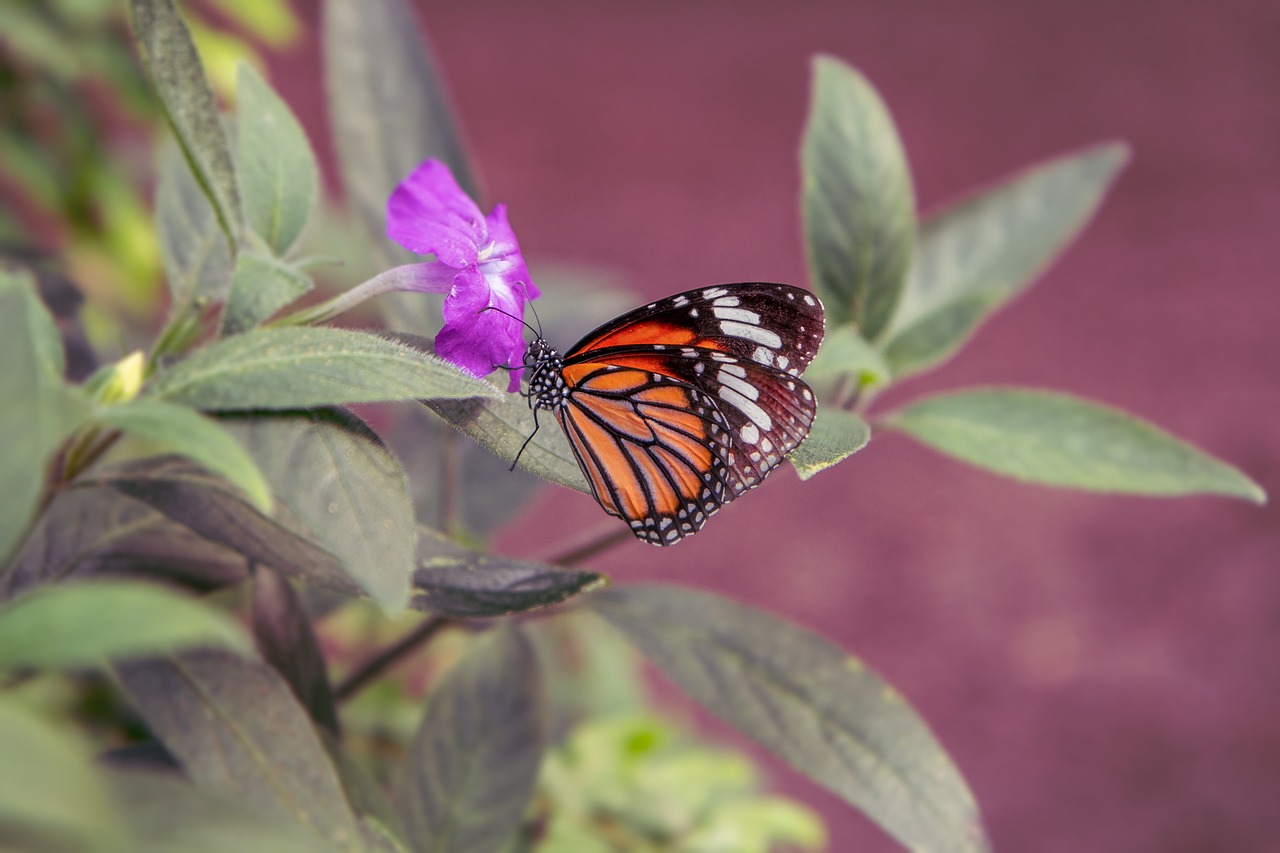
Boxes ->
[424,396,588,494]
[114,649,361,850]
[0,580,247,671]
[320,732,410,852]
[788,407,871,481]
[883,142,1130,378]
[205,0,300,46]
[883,387,1267,502]
[88,456,364,598]
[881,291,1001,380]
[112,769,347,853]
[0,697,128,853]
[130,0,242,247]
[150,327,502,410]
[801,56,916,339]
[323,0,475,263]
[221,252,314,335]
[235,62,318,257]
[0,270,91,563]
[252,567,340,736]
[589,585,991,853]
[412,528,607,618]
[0,487,248,604]
[393,625,545,853]
[94,398,273,512]
[803,324,890,397]
[155,139,234,310]
[224,409,416,612]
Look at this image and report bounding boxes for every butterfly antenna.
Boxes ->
[479,304,540,338]
[523,282,545,338]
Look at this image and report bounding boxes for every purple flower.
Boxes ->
[386,159,539,391]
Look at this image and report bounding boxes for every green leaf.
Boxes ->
[882,387,1266,502]
[235,61,318,257]
[130,0,243,248]
[0,580,248,672]
[322,0,476,264]
[589,585,990,853]
[801,55,916,339]
[881,290,1002,380]
[883,142,1130,379]
[113,649,362,850]
[87,456,364,598]
[412,528,607,618]
[0,270,91,563]
[220,252,314,336]
[788,408,871,481]
[320,733,410,852]
[252,567,341,737]
[224,409,415,612]
[424,396,589,495]
[0,698,128,853]
[94,398,273,513]
[393,625,545,853]
[0,487,248,605]
[149,327,502,410]
[802,324,890,401]
[155,139,234,310]
[112,769,349,853]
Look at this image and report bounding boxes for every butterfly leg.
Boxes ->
[510,405,542,471]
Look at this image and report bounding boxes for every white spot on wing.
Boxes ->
[713,307,760,324]
[702,287,728,299]
[717,370,760,401]
[718,386,773,431]
[719,321,782,349]
[741,423,760,444]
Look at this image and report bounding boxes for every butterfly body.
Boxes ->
[523,283,824,546]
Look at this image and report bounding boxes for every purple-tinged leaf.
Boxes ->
[392,626,544,853]
[113,649,361,850]
[412,528,607,618]
[251,566,340,737]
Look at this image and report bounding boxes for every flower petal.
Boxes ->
[386,160,486,267]
[436,268,528,391]
[483,205,540,301]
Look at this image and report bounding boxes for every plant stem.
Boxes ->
[545,523,634,567]
[333,615,448,704]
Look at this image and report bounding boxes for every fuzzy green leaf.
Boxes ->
[156,140,234,310]
[236,61,318,257]
[130,0,242,247]
[220,252,314,336]
[883,142,1130,378]
[883,387,1266,502]
[0,271,90,563]
[789,408,871,481]
[224,409,416,612]
[393,626,545,853]
[801,56,916,339]
[0,580,248,671]
[94,398,273,512]
[149,327,501,410]
[590,585,990,853]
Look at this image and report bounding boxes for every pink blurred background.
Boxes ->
[277,1,1279,849]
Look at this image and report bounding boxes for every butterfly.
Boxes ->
[515,283,824,546]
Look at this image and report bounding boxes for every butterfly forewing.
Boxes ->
[565,283,824,377]
[531,282,825,546]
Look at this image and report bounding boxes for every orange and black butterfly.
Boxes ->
[517,283,824,546]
